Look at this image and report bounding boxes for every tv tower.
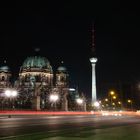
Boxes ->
[89,24,98,105]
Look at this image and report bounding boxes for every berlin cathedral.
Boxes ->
[0,56,85,111]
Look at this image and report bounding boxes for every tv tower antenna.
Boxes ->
[91,23,96,56]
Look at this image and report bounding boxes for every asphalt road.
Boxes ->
[0,114,140,139]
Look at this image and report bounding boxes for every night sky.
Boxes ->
[0,2,140,98]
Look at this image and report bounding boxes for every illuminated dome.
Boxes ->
[0,66,10,72]
[20,56,52,72]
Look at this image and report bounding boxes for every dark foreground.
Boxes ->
[0,114,140,140]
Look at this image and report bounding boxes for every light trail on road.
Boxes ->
[1,111,140,139]
[0,114,140,138]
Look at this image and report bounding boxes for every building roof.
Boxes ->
[0,66,10,72]
[21,56,52,72]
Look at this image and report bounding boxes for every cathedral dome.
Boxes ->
[21,56,52,72]
[0,66,10,72]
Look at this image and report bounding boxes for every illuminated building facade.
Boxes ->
[0,66,11,90]
[18,56,53,89]
[0,56,73,110]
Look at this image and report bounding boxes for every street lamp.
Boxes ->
[5,90,18,97]
[93,101,100,107]
[109,91,116,110]
[112,102,115,106]
[127,99,132,110]
[4,89,18,109]
[110,91,115,96]
[49,94,59,110]
[91,101,100,111]
[113,96,117,99]
[76,98,84,111]
[50,94,59,102]
[127,99,131,103]
[105,98,108,102]
[118,101,121,105]
[117,101,122,110]
[76,98,83,105]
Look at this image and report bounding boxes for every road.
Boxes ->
[0,114,140,139]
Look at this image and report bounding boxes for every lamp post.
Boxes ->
[127,99,133,110]
[105,98,108,102]
[113,96,116,99]
[76,98,83,111]
[109,91,115,104]
[4,89,18,110]
[76,98,83,104]
[49,94,59,111]
[118,101,122,110]
[110,91,115,96]
[93,101,100,107]
[93,101,100,111]
[109,91,116,110]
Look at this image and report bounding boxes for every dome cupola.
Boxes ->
[0,66,10,73]
[20,56,53,73]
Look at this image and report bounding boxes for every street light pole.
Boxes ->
[4,89,18,110]
[76,98,83,111]
[127,99,133,110]
[109,91,116,110]
[49,94,59,111]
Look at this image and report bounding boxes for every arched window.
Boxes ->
[2,76,5,81]
[61,76,65,82]
[35,75,40,82]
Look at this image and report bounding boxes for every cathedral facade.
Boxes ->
[0,56,76,111]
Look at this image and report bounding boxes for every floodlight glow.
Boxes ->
[5,90,11,97]
[76,98,83,104]
[50,94,59,102]
[93,101,100,107]
[5,90,18,97]
[12,91,18,97]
